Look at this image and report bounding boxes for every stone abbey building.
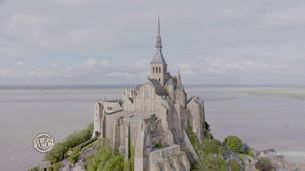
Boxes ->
[92,18,205,171]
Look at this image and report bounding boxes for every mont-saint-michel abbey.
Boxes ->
[92,18,205,171]
[3,1,305,170]
[32,17,304,171]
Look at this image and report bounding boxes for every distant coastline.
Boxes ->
[1,84,305,90]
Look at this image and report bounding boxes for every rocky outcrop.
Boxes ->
[252,148,305,171]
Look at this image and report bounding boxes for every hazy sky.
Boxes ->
[0,0,305,85]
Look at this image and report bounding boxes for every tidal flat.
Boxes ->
[241,87,305,100]
[0,86,304,170]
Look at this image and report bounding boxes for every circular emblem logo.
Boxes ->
[33,133,55,153]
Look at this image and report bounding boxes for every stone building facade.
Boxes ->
[92,18,205,171]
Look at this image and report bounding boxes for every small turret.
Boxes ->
[166,78,175,100]
[177,69,182,86]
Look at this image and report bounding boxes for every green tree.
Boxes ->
[224,135,243,153]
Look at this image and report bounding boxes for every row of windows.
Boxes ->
[152,67,162,73]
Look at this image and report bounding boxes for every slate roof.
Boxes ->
[151,17,167,65]
[187,96,203,104]
[151,50,167,64]
[135,84,142,91]
[148,78,168,96]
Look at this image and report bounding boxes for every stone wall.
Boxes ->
[187,97,205,141]
[93,102,103,137]
[149,145,190,171]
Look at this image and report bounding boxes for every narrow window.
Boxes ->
[153,67,155,73]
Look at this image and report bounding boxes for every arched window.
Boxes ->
[159,67,161,73]
[152,67,155,73]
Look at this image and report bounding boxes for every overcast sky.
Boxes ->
[0,0,305,85]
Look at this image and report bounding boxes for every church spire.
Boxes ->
[155,16,162,49]
[150,17,168,85]
[151,17,166,64]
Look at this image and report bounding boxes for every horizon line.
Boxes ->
[0,83,304,89]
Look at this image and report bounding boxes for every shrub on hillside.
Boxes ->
[194,154,226,171]
[86,139,134,171]
[187,126,226,171]
[45,123,93,163]
[202,139,223,156]
[68,146,81,164]
[255,157,275,171]
[224,135,243,153]
[228,159,241,171]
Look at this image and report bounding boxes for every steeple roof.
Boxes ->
[151,17,167,65]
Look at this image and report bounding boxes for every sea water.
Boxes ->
[0,85,304,170]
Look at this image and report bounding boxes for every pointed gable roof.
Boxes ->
[148,78,168,96]
[151,51,166,64]
[151,17,167,65]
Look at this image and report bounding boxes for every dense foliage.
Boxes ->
[124,144,135,171]
[194,153,227,171]
[202,139,224,155]
[228,159,241,171]
[255,157,275,171]
[45,123,93,164]
[224,135,243,153]
[68,146,81,164]
[86,139,134,171]
[187,126,226,171]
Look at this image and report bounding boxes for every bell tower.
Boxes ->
[149,17,167,85]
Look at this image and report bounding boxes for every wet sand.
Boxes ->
[0,86,304,170]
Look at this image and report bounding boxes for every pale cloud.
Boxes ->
[0,58,147,84]
[0,69,11,76]
[0,0,304,85]
[260,6,305,28]
[16,61,25,66]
